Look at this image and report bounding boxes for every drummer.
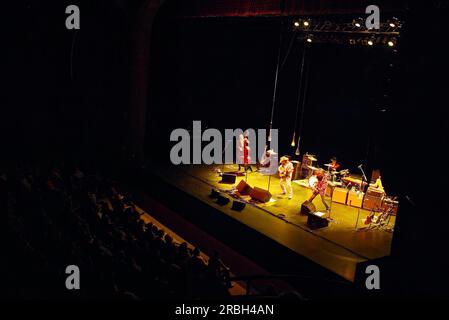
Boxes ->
[325,156,340,181]
[328,157,340,172]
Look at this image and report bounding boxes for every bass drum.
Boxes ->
[308,175,318,189]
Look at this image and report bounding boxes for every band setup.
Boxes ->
[293,153,398,230]
[216,145,398,231]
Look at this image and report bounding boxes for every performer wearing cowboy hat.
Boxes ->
[278,156,294,199]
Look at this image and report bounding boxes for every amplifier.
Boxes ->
[366,187,385,197]
[363,193,383,210]
[332,187,348,204]
[348,190,364,208]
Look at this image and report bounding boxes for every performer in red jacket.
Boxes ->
[238,135,252,172]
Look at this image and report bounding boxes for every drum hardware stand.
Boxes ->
[366,207,393,231]
[327,185,336,223]
[355,202,361,230]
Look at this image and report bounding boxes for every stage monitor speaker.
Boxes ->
[307,212,329,230]
[216,194,230,206]
[209,189,220,199]
[220,173,236,184]
[300,201,316,216]
[231,200,246,211]
[236,180,252,195]
[249,187,272,203]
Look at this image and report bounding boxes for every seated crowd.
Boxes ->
[1,163,231,299]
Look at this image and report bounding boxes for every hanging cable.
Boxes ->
[280,32,296,71]
[291,44,307,149]
[69,30,78,81]
[295,48,311,156]
[267,22,283,191]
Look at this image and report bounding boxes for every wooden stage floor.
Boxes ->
[151,164,395,282]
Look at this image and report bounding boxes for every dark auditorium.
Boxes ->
[2,0,449,315]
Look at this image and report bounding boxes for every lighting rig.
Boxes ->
[292,17,402,47]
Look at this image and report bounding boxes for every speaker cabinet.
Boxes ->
[209,189,220,199]
[236,180,252,195]
[216,194,230,206]
[307,212,329,229]
[332,187,348,205]
[231,200,246,211]
[363,189,384,210]
[347,190,364,208]
[220,173,236,184]
[249,187,272,203]
[300,201,316,216]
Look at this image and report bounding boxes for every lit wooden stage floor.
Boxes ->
[152,164,395,282]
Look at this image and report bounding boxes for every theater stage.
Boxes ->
[150,164,395,282]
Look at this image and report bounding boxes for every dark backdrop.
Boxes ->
[146,17,397,188]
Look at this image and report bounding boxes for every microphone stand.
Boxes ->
[355,165,367,229]
[358,165,368,192]
[221,139,232,171]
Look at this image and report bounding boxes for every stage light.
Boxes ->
[353,18,363,28]
[291,133,296,147]
[295,136,301,156]
[388,40,395,47]
[388,18,401,29]
[303,20,310,27]
[367,40,374,46]
[294,21,300,27]
[306,35,313,43]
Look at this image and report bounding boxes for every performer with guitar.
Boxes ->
[308,169,330,212]
[278,156,294,199]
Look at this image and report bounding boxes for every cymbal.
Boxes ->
[307,156,317,161]
[307,165,319,171]
[324,164,332,167]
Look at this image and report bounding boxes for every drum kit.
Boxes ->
[306,164,349,186]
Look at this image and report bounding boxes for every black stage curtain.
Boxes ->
[171,0,408,17]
